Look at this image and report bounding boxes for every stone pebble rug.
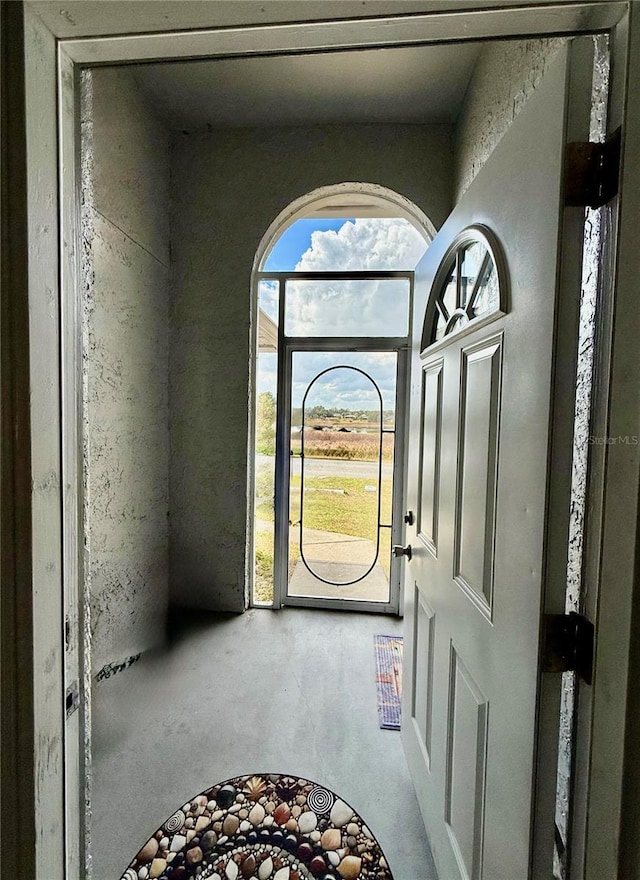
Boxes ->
[120,773,393,880]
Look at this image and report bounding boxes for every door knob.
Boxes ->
[392,544,412,561]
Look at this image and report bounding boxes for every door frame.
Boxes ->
[8,1,639,878]
[253,268,413,615]
[276,338,410,615]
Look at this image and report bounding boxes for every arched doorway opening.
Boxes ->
[250,184,434,609]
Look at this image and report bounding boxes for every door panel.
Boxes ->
[417,360,443,555]
[445,646,488,880]
[412,588,436,764]
[454,336,502,617]
[402,42,591,880]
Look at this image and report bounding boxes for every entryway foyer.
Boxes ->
[92,609,435,880]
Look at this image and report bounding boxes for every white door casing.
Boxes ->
[402,42,591,880]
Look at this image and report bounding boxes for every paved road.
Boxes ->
[256,454,392,479]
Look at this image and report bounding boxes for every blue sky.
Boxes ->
[263,218,351,271]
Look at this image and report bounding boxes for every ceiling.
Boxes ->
[131,43,480,130]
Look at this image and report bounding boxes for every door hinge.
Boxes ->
[565,127,621,208]
[66,681,80,719]
[542,611,594,684]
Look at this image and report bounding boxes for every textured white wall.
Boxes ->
[82,69,170,672]
[454,37,566,201]
[169,124,453,610]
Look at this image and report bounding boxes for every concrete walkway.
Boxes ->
[289,528,390,601]
[256,519,390,602]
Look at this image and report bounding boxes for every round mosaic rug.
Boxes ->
[120,773,393,880]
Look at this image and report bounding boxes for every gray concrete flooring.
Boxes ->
[91,607,438,880]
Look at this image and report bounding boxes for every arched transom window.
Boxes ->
[425,225,507,349]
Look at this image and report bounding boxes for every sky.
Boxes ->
[263,216,426,274]
[258,350,397,415]
[258,217,428,411]
[263,218,348,272]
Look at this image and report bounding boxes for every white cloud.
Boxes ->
[287,218,427,337]
[295,218,426,272]
[258,279,279,321]
[285,277,409,337]
[290,351,396,411]
[257,350,397,413]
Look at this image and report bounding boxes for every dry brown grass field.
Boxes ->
[291,428,393,461]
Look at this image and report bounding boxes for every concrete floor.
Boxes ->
[91,607,438,880]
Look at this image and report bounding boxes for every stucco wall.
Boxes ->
[82,69,171,672]
[170,123,452,610]
[454,37,566,201]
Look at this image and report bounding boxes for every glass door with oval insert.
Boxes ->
[283,349,405,612]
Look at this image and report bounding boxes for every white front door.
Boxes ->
[401,41,592,880]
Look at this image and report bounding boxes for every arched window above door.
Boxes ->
[423,225,508,350]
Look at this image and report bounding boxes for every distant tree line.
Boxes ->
[293,405,394,423]
[256,391,395,456]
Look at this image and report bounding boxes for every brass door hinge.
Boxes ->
[565,127,621,208]
[542,611,594,684]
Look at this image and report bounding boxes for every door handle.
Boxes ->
[392,544,412,561]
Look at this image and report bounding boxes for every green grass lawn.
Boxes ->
[256,475,392,536]
[254,474,392,603]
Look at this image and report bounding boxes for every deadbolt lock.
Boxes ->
[392,544,412,561]
[404,510,414,525]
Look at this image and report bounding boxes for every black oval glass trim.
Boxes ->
[299,364,383,587]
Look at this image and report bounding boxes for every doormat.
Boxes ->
[374,634,403,730]
[120,773,393,880]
